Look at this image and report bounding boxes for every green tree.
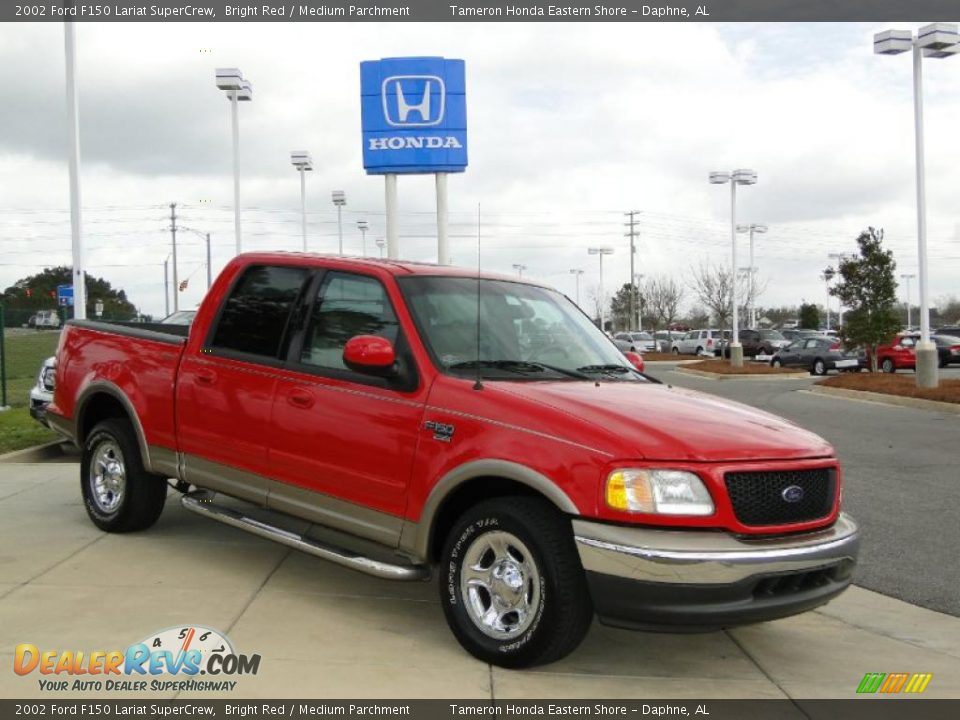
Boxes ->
[610,283,642,331]
[825,228,900,372]
[1,266,137,321]
[799,303,820,330]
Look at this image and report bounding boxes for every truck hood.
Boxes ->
[491,380,833,462]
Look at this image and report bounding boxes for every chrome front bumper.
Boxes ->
[573,514,860,631]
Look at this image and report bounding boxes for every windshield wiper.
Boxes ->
[576,364,634,374]
[449,360,590,380]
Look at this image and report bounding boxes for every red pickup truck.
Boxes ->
[48,253,859,667]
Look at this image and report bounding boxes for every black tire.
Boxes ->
[672,347,680,355]
[439,496,593,668]
[81,419,167,533]
[881,358,895,374]
[696,346,704,356]
[812,358,827,376]
[771,358,782,368]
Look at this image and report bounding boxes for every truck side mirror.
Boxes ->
[343,335,398,378]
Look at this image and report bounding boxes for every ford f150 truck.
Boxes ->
[48,253,859,668]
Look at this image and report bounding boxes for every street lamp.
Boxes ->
[375,237,385,258]
[332,190,346,255]
[588,247,614,332]
[216,68,252,256]
[569,268,585,307]
[736,223,767,329]
[357,220,369,256]
[901,273,916,328]
[874,23,959,387]
[709,168,758,366]
[512,264,527,278]
[290,151,313,252]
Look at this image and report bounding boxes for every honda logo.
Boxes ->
[381,75,445,127]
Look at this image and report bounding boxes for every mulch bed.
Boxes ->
[819,373,960,405]
[683,359,804,375]
[644,352,700,361]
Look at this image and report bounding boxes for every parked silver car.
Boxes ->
[671,329,727,356]
[614,331,656,353]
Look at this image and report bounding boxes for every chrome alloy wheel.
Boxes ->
[460,530,542,640]
[90,440,126,514]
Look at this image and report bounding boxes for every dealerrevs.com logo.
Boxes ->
[14,625,260,693]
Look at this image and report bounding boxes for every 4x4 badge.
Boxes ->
[424,421,455,443]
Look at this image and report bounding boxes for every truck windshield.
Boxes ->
[398,276,645,382]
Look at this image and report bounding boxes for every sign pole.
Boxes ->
[64,22,87,320]
[385,174,399,260]
[436,172,450,265]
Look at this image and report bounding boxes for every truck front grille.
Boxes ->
[724,468,836,527]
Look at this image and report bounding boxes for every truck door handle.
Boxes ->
[287,388,315,409]
[195,369,217,386]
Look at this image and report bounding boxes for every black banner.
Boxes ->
[4,0,960,23]
[2,701,960,720]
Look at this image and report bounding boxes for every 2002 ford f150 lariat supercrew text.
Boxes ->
[48,253,860,667]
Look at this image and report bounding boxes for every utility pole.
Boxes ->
[569,269,584,307]
[206,233,212,289]
[169,203,179,312]
[625,211,640,330]
[163,256,170,316]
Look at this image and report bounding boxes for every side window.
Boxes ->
[210,265,311,358]
[803,339,819,349]
[300,272,399,371]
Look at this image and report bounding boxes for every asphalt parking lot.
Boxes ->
[1,370,958,700]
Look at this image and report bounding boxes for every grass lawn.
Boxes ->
[819,373,960,404]
[684,359,805,375]
[1,330,60,453]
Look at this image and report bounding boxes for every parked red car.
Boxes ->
[868,333,920,373]
[47,253,858,667]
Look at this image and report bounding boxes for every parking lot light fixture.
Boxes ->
[737,223,767,329]
[290,151,313,252]
[357,220,369,256]
[709,169,758,366]
[569,268,585,306]
[588,248,615,331]
[332,190,346,255]
[375,237,385,258]
[874,23,959,388]
[512,264,527,279]
[216,68,252,255]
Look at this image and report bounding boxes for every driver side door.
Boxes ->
[265,270,426,546]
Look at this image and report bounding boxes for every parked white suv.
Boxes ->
[671,329,726,356]
[33,310,61,329]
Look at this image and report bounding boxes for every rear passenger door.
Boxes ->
[176,264,313,504]
[265,270,426,546]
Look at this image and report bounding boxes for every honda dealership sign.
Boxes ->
[360,57,468,174]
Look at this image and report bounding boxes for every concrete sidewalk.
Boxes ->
[1,462,957,699]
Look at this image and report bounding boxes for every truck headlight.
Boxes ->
[606,469,714,516]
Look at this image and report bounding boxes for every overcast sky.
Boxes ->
[1,21,958,318]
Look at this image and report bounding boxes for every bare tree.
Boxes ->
[586,283,606,329]
[687,262,734,327]
[642,276,685,331]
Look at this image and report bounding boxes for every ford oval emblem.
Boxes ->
[782,485,805,503]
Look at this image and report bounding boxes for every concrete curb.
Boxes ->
[808,385,960,415]
[643,359,704,366]
[0,440,76,464]
[673,367,810,381]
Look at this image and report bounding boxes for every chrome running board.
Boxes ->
[181,493,429,581]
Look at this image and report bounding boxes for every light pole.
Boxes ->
[901,273,916,328]
[290,151,313,252]
[357,220,369,256]
[874,23,959,388]
[588,248,614,332]
[64,23,87,320]
[827,252,855,329]
[569,269,585,307]
[709,169,758,367]
[375,237,385,258]
[634,273,645,330]
[736,223,767,330]
[512,264,527,278]
[179,227,214,290]
[332,190,346,255]
[163,255,170,317]
[216,68,252,255]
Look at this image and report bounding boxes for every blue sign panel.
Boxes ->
[360,57,467,175]
[57,285,74,307]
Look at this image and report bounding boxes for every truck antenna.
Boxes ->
[473,201,483,391]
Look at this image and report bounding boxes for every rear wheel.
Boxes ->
[672,347,680,355]
[881,358,896,374]
[812,358,827,376]
[81,419,167,532]
[439,497,593,668]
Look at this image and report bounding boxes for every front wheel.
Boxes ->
[439,497,593,668]
[81,419,167,532]
[881,358,895,374]
[771,358,782,368]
